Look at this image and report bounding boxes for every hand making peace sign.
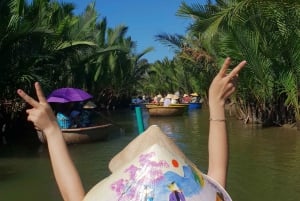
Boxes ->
[17,82,59,135]
[209,57,247,107]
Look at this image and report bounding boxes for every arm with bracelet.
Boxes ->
[17,83,85,201]
[207,57,247,188]
[16,57,246,201]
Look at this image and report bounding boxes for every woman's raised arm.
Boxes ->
[207,58,246,187]
[17,82,85,201]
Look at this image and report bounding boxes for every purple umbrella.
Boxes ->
[47,87,93,103]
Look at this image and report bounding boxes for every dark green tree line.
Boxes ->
[144,0,300,127]
[0,0,152,141]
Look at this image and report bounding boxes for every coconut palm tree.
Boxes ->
[176,0,300,126]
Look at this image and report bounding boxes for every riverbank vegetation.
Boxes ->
[153,0,300,128]
[1,0,300,144]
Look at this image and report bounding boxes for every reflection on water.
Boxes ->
[1,107,300,201]
[228,123,300,201]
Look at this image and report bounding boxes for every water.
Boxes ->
[1,107,300,201]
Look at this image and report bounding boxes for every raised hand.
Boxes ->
[17,82,59,134]
[17,82,85,201]
[209,57,247,108]
[207,57,246,188]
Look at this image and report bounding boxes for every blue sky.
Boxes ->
[58,0,205,62]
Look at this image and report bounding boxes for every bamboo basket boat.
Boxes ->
[146,105,186,116]
[144,103,162,109]
[37,123,118,144]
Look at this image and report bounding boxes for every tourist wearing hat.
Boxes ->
[190,92,199,103]
[79,101,97,127]
[182,93,191,103]
[17,57,246,201]
[156,94,162,103]
[171,94,179,104]
[190,92,198,97]
[163,94,172,106]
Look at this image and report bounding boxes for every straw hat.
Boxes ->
[83,101,97,109]
[165,94,173,99]
[83,125,232,201]
[190,92,199,97]
[172,94,179,100]
[157,94,162,98]
[183,94,188,97]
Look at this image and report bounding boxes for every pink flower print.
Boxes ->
[111,179,126,195]
[125,165,140,180]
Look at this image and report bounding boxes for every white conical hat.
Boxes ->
[165,94,173,99]
[83,125,231,201]
[83,101,97,109]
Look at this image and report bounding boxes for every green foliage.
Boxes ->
[0,0,153,115]
[2,0,300,127]
[279,71,299,119]
[170,0,300,124]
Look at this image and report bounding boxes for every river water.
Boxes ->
[1,106,300,201]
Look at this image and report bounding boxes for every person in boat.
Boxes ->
[181,94,191,103]
[156,94,162,103]
[152,95,158,104]
[55,102,82,129]
[159,97,164,105]
[55,103,74,129]
[70,110,81,128]
[163,94,172,107]
[190,92,199,103]
[171,94,179,104]
[17,57,246,201]
[79,101,97,127]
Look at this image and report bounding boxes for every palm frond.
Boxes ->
[7,0,25,31]
[155,33,184,52]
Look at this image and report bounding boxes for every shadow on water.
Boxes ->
[1,107,300,201]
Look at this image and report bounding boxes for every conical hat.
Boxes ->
[83,101,97,109]
[172,94,179,100]
[190,92,199,97]
[165,94,173,99]
[83,125,231,201]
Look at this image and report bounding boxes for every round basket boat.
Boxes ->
[37,123,117,144]
[146,105,186,116]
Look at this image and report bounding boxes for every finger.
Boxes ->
[35,82,47,103]
[218,57,231,76]
[17,89,39,108]
[229,74,239,82]
[228,60,247,78]
[26,108,32,114]
[224,86,236,98]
